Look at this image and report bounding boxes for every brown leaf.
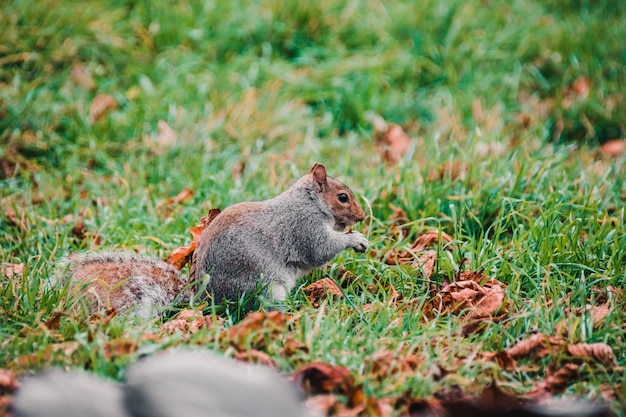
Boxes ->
[161,309,205,335]
[168,208,221,271]
[70,62,95,90]
[104,339,138,360]
[527,364,580,397]
[303,277,343,307]
[506,333,553,359]
[599,139,626,158]
[572,76,590,98]
[410,231,453,252]
[0,369,19,393]
[473,283,505,318]
[566,343,617,367]
[162,188,194,206]
[90,94,117,121]
[305,394,341,416]
[412,250,437,277]
[281,335,309,358]
[376,122,412,164]
[156,120,177,146]
[427,161,468,181]
[477,381,520,411]
[43,311,65,330]
[233,350,275,367]
[227,310,287,350]
[2,262,24,279]
[290,362,356,397]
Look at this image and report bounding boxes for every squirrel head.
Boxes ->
[310,163,366,231]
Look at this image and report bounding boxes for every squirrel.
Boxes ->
[60,163,368,317]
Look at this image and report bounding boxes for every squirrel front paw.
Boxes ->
[347,231,369,253]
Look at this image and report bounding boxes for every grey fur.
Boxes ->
[193,168,368,304]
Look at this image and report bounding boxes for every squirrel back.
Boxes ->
[192,163,368,304]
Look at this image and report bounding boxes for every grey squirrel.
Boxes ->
[62,163,368,317]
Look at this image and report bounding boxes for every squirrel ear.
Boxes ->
[311,163,327,191]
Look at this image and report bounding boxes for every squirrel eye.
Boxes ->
[337,193,349,203]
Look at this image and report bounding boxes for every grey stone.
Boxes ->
[124,350,314,417]
[13,370,129,417]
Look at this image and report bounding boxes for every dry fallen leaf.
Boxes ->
[0,369,19,392]
[412,231,453,253]
[162,188,195,206]
[90,94,117,121]
[290,362,358,399]
[156,120,177,146]
[374,119,412,165]
[427,161,469,181]
[227,310,287,351]
[566,343,617,367]
[161,309,205,335]
[168,208,221,271]
[527,363,580,397]
[43,311,65,331]
[2,262,24,279]
[70,62,95,91]
[233,350,275,367]
[599,139,626,158]
[303,277,343,307]
[104,339,138,360]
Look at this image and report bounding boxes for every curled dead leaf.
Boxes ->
[90,94,117,121]
[290,362,357,398]
[427,161,468,182]
[411,231,453,252]
[162,188,195,206]
[161,309,205,335]
[303,277,343,307]
[104,339,138,360]
[567,343,616,367]
[527,363,580,397]
[412,250,437,277]
[375,121,412,165]
[233,350,275,367]
[169,208,221,271]
[227,310,287,350]
[43,311,65,330]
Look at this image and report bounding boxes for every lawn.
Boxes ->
[1,0,625,415]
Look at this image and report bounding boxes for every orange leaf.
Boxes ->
[0,369,19,392]
[600,139,626,158]
[375,121,412,165]
[233,350,275,367]
[161,309,205,335]
[168,208,221,271]
[303,277,343,307]
[162,188,194,206]
[90,94,117,121]
[227,310,287,351]
[104,339,138,360]
[412,250,437,277]
[2,262,24,279]
[290,362,356,397]
[410,231,453,252]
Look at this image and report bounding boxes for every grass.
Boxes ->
[1,0,625,415]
